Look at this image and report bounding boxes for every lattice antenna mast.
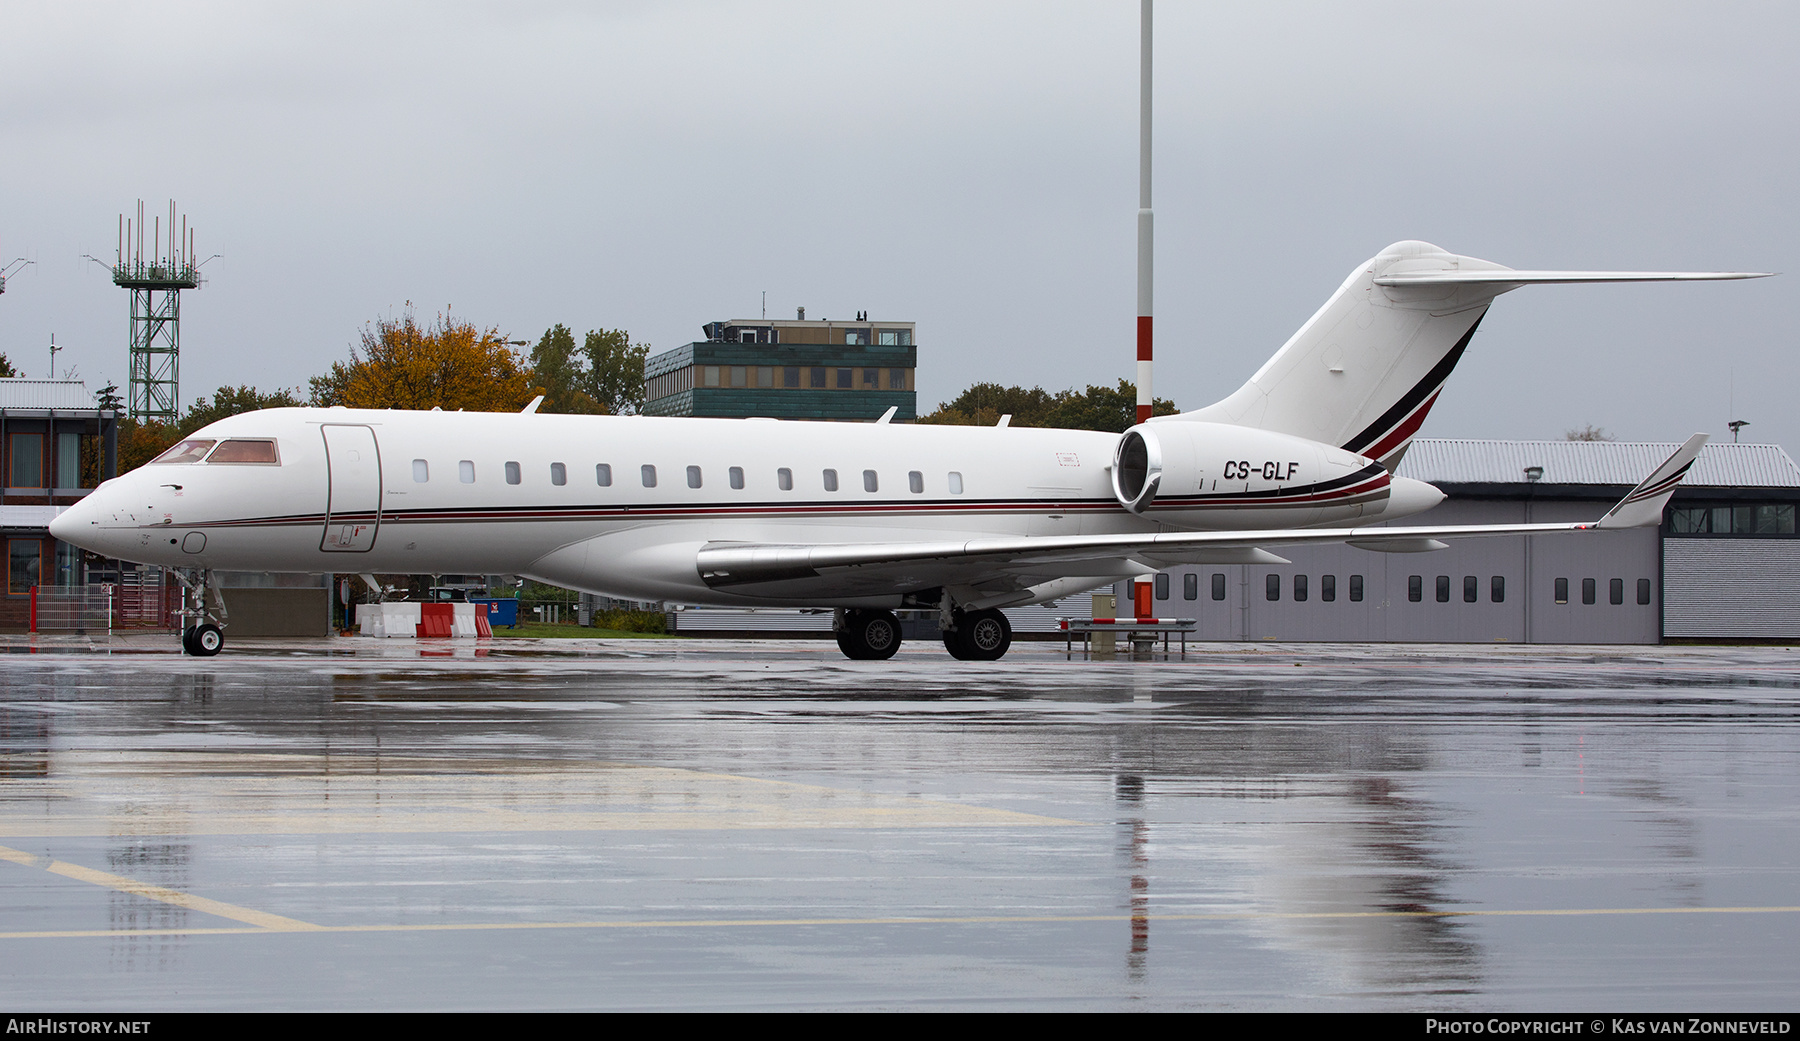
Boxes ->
[113,200,202,421]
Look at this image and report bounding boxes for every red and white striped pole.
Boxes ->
[1133,0,1157,622]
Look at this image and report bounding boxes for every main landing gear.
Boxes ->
[834,609,902,660]
[173,569,229,657]
[942,607,1011,661]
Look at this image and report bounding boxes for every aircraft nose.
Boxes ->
[49,488,108,552]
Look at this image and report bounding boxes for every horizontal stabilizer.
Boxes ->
[1374,270,1772,287]
[1595,434,1708,528]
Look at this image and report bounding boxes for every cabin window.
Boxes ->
[505,462,522,485]
[1350,575,1364,602]
[778,467,793,491]
[596,463,612,487]
[947,472,964,494]
[412,459,429,483]
[687,465,702,489]
[641,464,657,488]
[206,439,279,464]
[1321,575,1336,602]
[863,469,878,493]
[550,463,567,486]
[1212,573,1226,601]
[729,466,745,490]
[908,470,923,494]
[1155,574,1169,600]
[822,469,839,492]
[1184,573,1198,600]
[1293,574,1308,602]
[1464,575,1478,603]
[1610,578,1624,605]
[150,439,213,466]
[459,460,475,484]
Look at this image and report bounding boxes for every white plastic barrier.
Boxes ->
[355,602,489,638]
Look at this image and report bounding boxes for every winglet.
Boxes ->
[521,395,545,415]
[1594,434,1708,529]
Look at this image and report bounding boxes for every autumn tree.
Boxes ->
[309,311,535,412]
[919,379,1178,432]
[0,353,16,378]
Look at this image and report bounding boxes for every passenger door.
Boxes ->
[321,424,382,552]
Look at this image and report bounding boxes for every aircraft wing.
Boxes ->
[695,435,1708,605]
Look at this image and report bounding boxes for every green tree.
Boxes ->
[582,328,648,416]
[920,379,1177,432]
[528,324,602,414]
[0,353,16,378]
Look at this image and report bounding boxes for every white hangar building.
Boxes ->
[1132,438,1800,645]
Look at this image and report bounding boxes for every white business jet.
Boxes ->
[51,241,1766,658]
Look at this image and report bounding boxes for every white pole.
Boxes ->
[1135,0,1153,427]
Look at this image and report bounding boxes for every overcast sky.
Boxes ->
[1,2,1793,451]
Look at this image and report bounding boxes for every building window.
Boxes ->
[844,327,870,345]
[1184,573,1198,600]
[1464,576,1478,603]
[596,463,612,487]
[1638,579,1652,605]
[413,459,429,483]
[778,467,793,491]
[1212,573,1227,601]
[687,465,702,489]
[730,366,747,388]
[505,462,521,485]
[1266,574,1281,601]
[862,469,878,493]
[1670,503,1798,536]
[550,463,566,486]
[1492,576,1505,603]
[863,369,878,388]
[1555,577,1569,604]
[1294,574,1308,602]
[810,367,827,389]
[1610,578,1624,605]
[878,329,912,346]
[1155,574,1169,600]
[729,466,745,490]
[1409,576,1423,602]
[1436,576,1451,603]
[889,369,906,390]
[758,367,775,388]
[837,368,853,389]
[8,433,43,488]
[1582,578,1596,605]
[1350,575,1364,602]
[908,470,923,494]
[703,366,721,388]
[948,472,963,494]
[1321,575,1336,602]
[459,460,475,484]
[9,539,41,595]
[641,464,657,488]
[822,469,839,492]
[785,367,801,389]
[55,432,81,487]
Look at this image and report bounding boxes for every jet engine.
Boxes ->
[1111,420,1380,517]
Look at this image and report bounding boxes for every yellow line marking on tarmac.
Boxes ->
[0,845,321,932]
[1,904,1796,941]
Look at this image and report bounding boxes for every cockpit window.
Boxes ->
[205,439,280,464]
[150,439,216,464]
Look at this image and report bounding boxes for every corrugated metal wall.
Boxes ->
[1663,539,1800,639]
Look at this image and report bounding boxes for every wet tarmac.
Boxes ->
[2,634,1799,1010]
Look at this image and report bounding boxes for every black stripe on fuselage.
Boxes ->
[1340,309,1487,456]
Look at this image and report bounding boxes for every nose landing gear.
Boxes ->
[173,569,228,657]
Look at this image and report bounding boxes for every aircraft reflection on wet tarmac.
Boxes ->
[1,637,1798,1010]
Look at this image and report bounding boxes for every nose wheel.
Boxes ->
[173,569,229,656]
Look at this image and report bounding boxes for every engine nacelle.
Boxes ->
[1111,420,1392,524]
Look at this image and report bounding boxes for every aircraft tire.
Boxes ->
[837,610,902,661]
[191,624,224,657]
[943,609,1011,661]
[180,627,197,655]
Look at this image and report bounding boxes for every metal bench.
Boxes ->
[1059,617,1199,656]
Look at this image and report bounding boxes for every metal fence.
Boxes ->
[29,587,114,634]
